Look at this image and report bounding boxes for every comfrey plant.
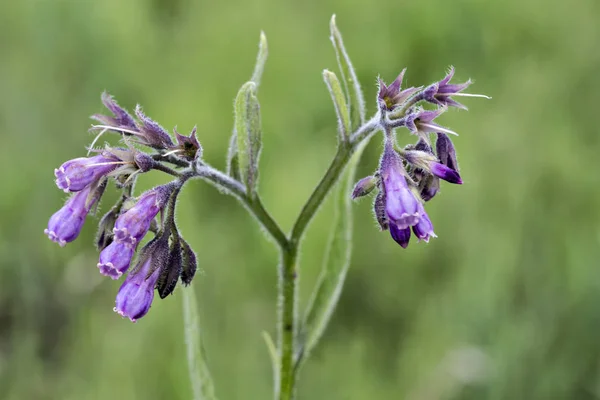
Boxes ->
[44,16,488,400]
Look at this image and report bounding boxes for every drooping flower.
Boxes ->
[423,67,490,110]
[113,184,175,246]
[379,142,435,248]
[97,241,136,279]
[412,202,436,242]
[377,69,421,112]
[45,183,104,246]
[114,235,169,322]
[55,153,122,193]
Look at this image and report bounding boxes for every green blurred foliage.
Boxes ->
[1,0,599,399]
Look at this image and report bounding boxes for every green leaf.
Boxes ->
[323,70,351,142]
[329,14,365,131]
[227,32,268,179]
[251,31,268,89]
[182,285,218,400]
[297,141,368,368]
[234,81,263,196]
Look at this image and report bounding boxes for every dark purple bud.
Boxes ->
[181,239,197,285]
[55,154,121,193]
[157,242,183,299]
[389,224,411,248]
[133,152,155,172]
[97,241,135,279]
[114,235,170,321]
[173,126,203,161]
[373,190,388,231]
[45,185,98,246]
[430,162,462,184]
[113,184,174,246]
[412,203,436,242]
[351,175,377,200]
[96,208,118,251]
[420,175,440,202]
[436,132,459,172]
[377,69,420,111]
[380,144,420,229]
[134,105,174,149]
[91,92,137,130]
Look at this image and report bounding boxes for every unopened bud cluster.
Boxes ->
[352,67,488,248]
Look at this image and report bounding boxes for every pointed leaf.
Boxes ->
[251,31,268,89]
[234,81,263,195]
[330,14,365,131]
[323,70,350,143]
[297,140,368,368]
[182,285,217,400]
[227,32,268,179]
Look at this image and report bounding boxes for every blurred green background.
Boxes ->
[1,0,599,399]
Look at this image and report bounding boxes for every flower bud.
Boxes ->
[157,241,183,299]
[373,191,388,231]
[96,208,118,251]
[134,105,175,149]
[181,240,197,285]
[436,132,459,172]
[134,152,155,172]
[351,175,377,200]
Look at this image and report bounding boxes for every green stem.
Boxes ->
[278,247,298,400]
[278,121,377,400]
[289,144,352,247]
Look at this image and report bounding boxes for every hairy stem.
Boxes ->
[278,119,378,399]
[278,247,298,400]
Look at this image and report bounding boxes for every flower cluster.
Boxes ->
[45,93,200,322]
[353,67,487,248]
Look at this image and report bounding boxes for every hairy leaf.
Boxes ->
[182,285,218,400]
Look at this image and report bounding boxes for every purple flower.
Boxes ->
[424,67,490,110]
[114,257,161,322]
[55,154,121,193]
[114,235,169,322]
[97,241,136,279]
[405,107,458,138]
[380,143,435,248]
[412,202,436,242]
[377,69,420,112]
[113,184,174,246]
[45,185,99,246]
